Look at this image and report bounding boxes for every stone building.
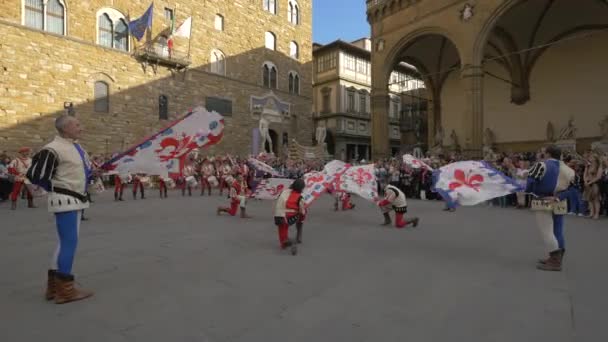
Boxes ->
[0,0,312,157]
[312,37,424,161]
[367,0,608,158]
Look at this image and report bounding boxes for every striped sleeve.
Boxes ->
[527,162,546,180]
[26,148,58,191]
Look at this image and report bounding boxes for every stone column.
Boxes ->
[371,90,390,160]
[461,65,484,158]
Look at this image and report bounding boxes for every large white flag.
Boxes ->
[102,107,224,178]
[174,17,192,38]
[336,164,378,202]
[253,178,294,200]
[432,161,523,207]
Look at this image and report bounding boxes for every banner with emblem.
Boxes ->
[336,164,378,202]
[403,154,433,171]
[252,178,294,200]
[102,107,224,178]
[432,160,522,207]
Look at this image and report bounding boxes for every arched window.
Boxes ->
[289,41,299,59]
[288,71,300,95]
[214,14,224,31]
[262,62,278,89]
[265,31,276,50]
[97,8,129,51]
[98,14,113,48]
[94,81,109,113]
[114,19,128,51]
[210,49,226,75]
[159,95,169,120]
[263,0,276,15]
[24,0,66,35]
[288,1,299,24]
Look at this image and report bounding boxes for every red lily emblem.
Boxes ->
[351,168,373,186]
[306,174,325,186]
[449,169,484,192]
[268,184,285,196]
[155,133,199,162]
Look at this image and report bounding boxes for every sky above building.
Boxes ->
[313,0,370,44]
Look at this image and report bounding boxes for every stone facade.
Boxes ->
[367,0,608,158]
[0,0,312,157]
[312,38,422,161]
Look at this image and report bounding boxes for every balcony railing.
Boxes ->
[133,44,191,70]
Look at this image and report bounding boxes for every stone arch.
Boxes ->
[473,0,608,105]
[380,29,462,149]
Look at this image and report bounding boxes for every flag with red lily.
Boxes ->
[335,164,378,202]
[301,171,331,206]
[403,154,433,171]
[102,107,224,178]
[432,161,523,206]
[252,178,294,200]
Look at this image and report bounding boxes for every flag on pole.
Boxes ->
[174,17,192,38]
[253,178,294,200]
[403,154,433,171]
[432,160,523,207]
[336,164,378,202]
[102,107,224,178]
[248,158,281,177]
[128,3,154,41]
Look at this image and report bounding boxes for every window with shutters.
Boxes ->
[321,87,331,114]
[265,31,276,50]
[94,81,109,113]
[263,0,276,14]
[97,8,129,51]
[288,1,299,25]
[210,49,226,75]
[289,41,299,59]
[24,0,66,35]
[262,62,278,89]
[288,71,300,95]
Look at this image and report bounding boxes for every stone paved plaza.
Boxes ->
[1,192,607,342]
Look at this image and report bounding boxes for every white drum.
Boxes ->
[163,178,176,189]
[207,176,219,187]
[186,176,198,187]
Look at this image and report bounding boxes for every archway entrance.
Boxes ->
[477,0,608,152]
[381,33,461,157]
[266,129,278,155]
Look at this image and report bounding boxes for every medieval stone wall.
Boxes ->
[0,0,312,156]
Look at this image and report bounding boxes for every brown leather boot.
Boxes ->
[11,201,16,210]
[538,249,565,265]
[54,273,93,304]
[407,217,420,228]
[537,250,562,271]
[27,198,36,208]
[45,270,57,301]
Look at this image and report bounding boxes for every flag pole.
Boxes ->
[187,11,193,60]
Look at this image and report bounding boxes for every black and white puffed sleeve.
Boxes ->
[527,161,546,181]
[26,148,58,191]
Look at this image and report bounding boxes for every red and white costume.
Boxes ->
[217,176,246,217]
[219,163,232,195]
[377,185,412,228]
[181,164,196,196]
[132,174,145,199]
[200,161,216,195]
[274,189,306,248]
[8,152,33,205]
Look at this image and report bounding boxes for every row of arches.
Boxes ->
[372,0,608,155]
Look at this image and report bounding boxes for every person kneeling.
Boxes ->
[377,184,419,228]
[217,174,251,218]
[274,179,306,249]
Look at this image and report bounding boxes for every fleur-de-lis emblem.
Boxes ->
[352,168,373,186]
[155,133,198,162]
[449,169,484,192]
